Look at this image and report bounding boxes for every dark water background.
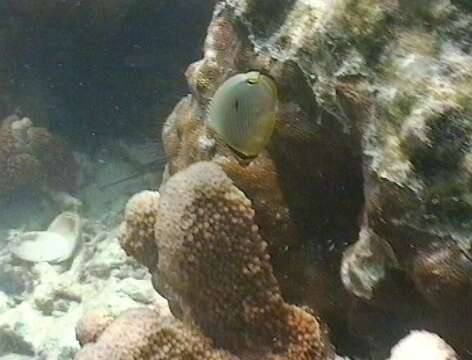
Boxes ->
[0,0,214,146]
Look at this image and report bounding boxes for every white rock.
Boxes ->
[389,330,457,360]
[10,212,82,264]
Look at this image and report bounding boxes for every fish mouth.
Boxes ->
[228,145,258,164]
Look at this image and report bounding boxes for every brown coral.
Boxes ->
[118,190,160,269]
[154,161,333,359]
[75,308,236,360]
[0,114,78,197]
[0,115,42,195]
[79,0,472,357]
[27,126,78,192]
[161,11,364,353]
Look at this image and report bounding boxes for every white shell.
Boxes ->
[10,212,81,263]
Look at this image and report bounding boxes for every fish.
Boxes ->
[208,71,278,160]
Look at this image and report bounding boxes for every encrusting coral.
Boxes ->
[0,114,78,197]
[76,162,334,360]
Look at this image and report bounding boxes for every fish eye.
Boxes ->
[247,78,258,85]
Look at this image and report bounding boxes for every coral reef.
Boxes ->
[76,308,116,346]
[118,190,160,270]
[0,114,78,197]
[76,0,472,359]
[76,162,333,360]
[76,308,236,360]
[154,162,332,360]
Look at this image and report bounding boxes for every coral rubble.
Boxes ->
[0,218,167,359]
[77,162,333,360]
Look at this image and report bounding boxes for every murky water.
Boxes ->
[0,1,212,358]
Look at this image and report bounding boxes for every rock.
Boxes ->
[341,227,399,301]
[389,331,457,360]
[0,355,33,360]
[0,292,14,313]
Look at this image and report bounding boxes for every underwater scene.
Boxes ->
[0,0,471,359]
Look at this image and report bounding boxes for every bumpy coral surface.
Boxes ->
[0,114,77,197]
[158,0,471,357]
[154,162,332,360]
[78,162,333,360]
[76,308,116,346]
[77,0,472,358]
[76,308,236,360]
[0,115,41,195]
[388,331,457,360]
[118,190,160,270]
